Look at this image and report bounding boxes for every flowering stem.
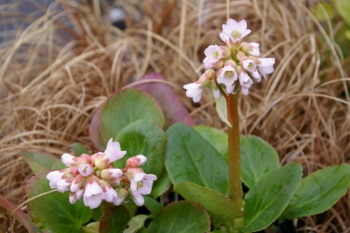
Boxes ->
[227,94,243,208]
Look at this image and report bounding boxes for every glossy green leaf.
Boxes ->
[174,182,243,227]
[150,170,171,198]
[194,126,228,162]
[144,196,163,215]
[99,206,130,233]
[26,175,92,233]
[147,201,210,233]
[166,123,229,195]
[241,163,302,232]
[99,89,164,147]
[336,0,350,26]
[22,152,65,176]
[124,215,149,233]
[282,164,350,219]
[240,135,280,189]
[70,142,91,156]
[114,119,166,177]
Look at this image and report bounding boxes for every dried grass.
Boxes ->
[0,0,349,232]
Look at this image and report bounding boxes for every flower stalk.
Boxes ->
[227,94,244,209]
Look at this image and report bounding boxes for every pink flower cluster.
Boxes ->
[184,19,275,102]
[46,139,157,209]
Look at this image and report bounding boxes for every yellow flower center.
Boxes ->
[232,30,240,39]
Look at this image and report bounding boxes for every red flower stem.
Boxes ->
[227,94,243,208]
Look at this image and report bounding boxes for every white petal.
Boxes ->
[56,179,71,193]
[61,153,75,167]
[132,194,145,206]
[136,155,147,166]
[85,180,103,197]
[83,192,104,209]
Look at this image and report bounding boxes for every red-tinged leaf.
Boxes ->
[133,72,196,128]
[0,195,36,233]
[99,206,130,233]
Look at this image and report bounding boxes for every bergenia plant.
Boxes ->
[3,18,350,233]
[46,139,156,209]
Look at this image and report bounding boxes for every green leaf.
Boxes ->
[165,123,229,195]
[147,201,210,233]
[124,215,149,233]
[215,95,231,127]
[99,206,130,233]
[194,126,228,162]
[70,142,91,156]
[81,222,99,233]
[114,119,166,178]
[150,170,171,198]
[136,227,148,233]
[282,164,350,219]
[174,182,243,228]
[240,163,302,232]
[99,89,164,147]
[240,135,280,189]
[26,175,92,233]
[336,0,350,26]
[144,196,163,215]
[22,152,65,176]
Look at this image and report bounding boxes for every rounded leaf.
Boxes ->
[147,201,210,233]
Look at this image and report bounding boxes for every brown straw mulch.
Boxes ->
[1,0,350,232]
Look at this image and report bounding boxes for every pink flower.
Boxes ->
[217,65,238,94]
[78,164,93,177]
[125,168,157,206]
[93,139,127,169]
[83,177,105,209]
[257,58,275,78]
[203,45,224,69]
[220,19,251,43]
[126,155,147,168]
[100,180,120,204]
[101,168,123,181]
[242,42,260,56]
[46,169,73,192]
[46,170,65,189]
[251,70,262,83]
[70,174,84,193]
[56,178,72,193]
[183,82,202,103]
[241,59,257,73]
[131,174,157,206]
[238,71,253,95]
[61,153,76,167]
